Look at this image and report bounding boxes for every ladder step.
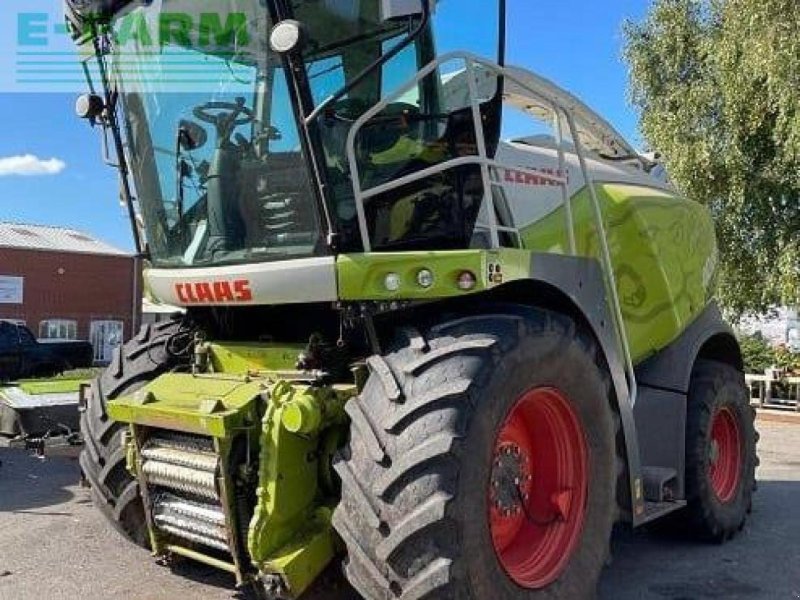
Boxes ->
[641,466,678,503]
[640,500,686,525]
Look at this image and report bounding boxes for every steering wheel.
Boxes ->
[193,97,255,146]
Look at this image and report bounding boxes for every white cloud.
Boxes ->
[0,154,66,177]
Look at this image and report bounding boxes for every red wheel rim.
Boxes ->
[709,407,742,503]
[488,387,589,589]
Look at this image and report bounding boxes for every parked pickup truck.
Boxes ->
[0,321,93,381]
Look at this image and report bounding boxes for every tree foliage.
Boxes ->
[738,332,800,374]
[624,0,799,316]
[738,332,777,373]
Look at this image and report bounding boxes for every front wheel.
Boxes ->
[333,307,618,599]
[79,319,191,547]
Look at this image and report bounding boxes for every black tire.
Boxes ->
[79,318,191,548]
[679,359,757,541]
[333,306,618,599]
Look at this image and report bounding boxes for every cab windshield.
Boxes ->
[111,0,321,267]
[109,0,502,264]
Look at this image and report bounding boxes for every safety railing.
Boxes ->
[344,51,638,407]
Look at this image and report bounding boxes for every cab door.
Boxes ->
[0,322,21,381]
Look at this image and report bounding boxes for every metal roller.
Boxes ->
[141,445,219,473]
[144,432,214,451]
[152,494,229,551]
[141,433,220,500]
[142,459,218,500]
[153,492,227,527]
[142,433,232,553]
[156,523,230,553]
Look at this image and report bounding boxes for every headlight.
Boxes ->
[384,273,401,292]
[416,268,434,289]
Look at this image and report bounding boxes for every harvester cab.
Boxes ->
[66,1,757,598]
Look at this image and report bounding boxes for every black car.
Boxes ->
[0,321,94,381]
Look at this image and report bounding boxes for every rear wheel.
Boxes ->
[79,318,191,547]
[679,359,757,541]
[333,307,618,599]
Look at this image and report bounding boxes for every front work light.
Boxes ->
[384,273,401,292]
[416,269,434,288]
[270,20,304,53]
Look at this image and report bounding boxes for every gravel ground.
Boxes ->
[0,418,798,600]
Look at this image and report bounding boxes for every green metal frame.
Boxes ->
[247,381,349,595]
[109,344,354,597]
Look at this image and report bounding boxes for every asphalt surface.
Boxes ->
[1,418,798,600]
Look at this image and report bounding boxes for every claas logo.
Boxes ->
[174,280,253,304]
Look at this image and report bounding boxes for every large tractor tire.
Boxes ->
[79,319,191,548]
[678,359,757,541]
[333,306,619,599]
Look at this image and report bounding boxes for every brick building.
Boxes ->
[0,222,139,364]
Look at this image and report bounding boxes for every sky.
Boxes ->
[0,0,652,253]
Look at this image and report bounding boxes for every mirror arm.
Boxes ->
[91,34,146,257]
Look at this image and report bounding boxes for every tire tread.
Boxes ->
[79,318,189,548]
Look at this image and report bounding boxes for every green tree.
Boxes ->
[773,344,800,374]
[738,332,774,373]
[624,0,799,316]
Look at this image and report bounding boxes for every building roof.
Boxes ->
[0,222,129,257]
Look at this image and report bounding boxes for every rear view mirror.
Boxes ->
[380,0,423,20]
[178,120,208,151]
[75,93,105,120]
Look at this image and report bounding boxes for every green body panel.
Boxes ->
[336,183,716,365]
[336,248,531,300]
[17,379,86,395]
[107,374,263,438]
[520,183,717,363]
[209,342,306,373]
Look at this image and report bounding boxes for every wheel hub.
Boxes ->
[709,439,720,464]
[490,443,531,516]
[708,407,742,503]
[488,387,589,589]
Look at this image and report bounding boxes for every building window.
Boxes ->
[39,319,78,340]
[90,320,124,364]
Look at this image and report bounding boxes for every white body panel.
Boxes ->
[146,256,338,307]
[492,140,673,233]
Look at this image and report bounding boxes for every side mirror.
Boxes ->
[178,120,208,151]
[75,93,105,120]
[380,0,424,21]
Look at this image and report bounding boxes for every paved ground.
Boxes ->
[1,418,798,600]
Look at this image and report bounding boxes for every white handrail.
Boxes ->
[344,51,571,251]
[341,51,637,405]
[566,109,637,407]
